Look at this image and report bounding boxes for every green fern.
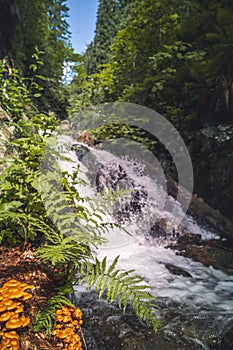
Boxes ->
[79,256,159,332]
[35,168,128,267]
[33,292,75,335]
[35,237,91,266]
[0,208,36,244]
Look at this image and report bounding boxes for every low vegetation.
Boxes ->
[0,51,159,348]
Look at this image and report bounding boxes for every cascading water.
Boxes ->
[58,138,233,350]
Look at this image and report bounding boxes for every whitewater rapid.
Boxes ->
[56,138,233,315]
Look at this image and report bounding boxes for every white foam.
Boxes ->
[56,138,233,313]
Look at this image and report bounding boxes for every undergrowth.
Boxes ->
[0,49,160,334]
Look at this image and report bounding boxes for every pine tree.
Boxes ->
[0,0,72,116]
[47,0,71,42]
[39,0,72,114]
[85,0,125,75]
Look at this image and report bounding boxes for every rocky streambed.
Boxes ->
[71,187,233,350]
[74,240,233,350]
[75,289,233,350]
[73,226,233,349]
[69,146,233,350]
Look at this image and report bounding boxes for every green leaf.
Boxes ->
[79,257,159,332]
[35,75,47,81]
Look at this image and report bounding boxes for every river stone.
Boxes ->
[164,263,192,278]
[150,218,168,239]
[170,240,233,275]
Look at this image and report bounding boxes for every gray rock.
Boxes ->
[59,119,72,131]
[164,263,192,278]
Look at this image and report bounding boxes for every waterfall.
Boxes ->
[57,137,233,350]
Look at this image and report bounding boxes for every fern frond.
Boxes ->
[35,239,91,266]
[0,210,30,242]
[33,293,74,334]
[216,8,233,28]
[78,256,159,332]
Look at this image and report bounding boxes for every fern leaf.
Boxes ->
[101,256,107,274]
[33,293,75,334]
[118,288,131,309]
[106,255,120,274]
[78,257,159,332]
[98,275,110,299]
[123,289,132,313]
[110,280,124,303]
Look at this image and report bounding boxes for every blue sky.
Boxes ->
[67,0,99,54]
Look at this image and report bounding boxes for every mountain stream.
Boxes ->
[57,137,233,350]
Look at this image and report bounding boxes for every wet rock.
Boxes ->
[150,218,168,239]
[188,193,233,242]
[75,291,147,350]
[95,159,147,222]
[171,240,233,275]
[180,245,218,268]
[164,263,192,278]
[72,143,90,161]
[221,326,233,350]
[177,233,202,246]
[74,290,226,350]
[166,175,233,242]
[205,243,233,274]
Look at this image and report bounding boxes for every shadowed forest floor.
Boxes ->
[0,244,74,349]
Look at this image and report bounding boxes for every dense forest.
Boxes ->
[0,0,75,115]
[71,0,233,128]
[69,0,233,220]
[0,0,233,349]
[1,0,233,127]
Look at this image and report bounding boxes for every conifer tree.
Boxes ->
[0,0,72,116]
[85,0,126,75]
